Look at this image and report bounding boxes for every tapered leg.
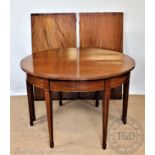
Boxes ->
[102,80,110,149]
[26,81,36,126]
[122,80,130,124]
[45,90,54,148]
[59,92,62,106]
[78,92,80,99]
[95,91,99,107]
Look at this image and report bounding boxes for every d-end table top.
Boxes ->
[20,48,135,80]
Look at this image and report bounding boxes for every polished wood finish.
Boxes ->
[27,74,44,89]
[50,80,105,92]
[25,72,130,92]
[31,12,124,100]
[21,48,134,80]
[44,89,54,148]
[26,81,36,126]
[21,48,135,149]
[31,14,76,52]
[122,76,130,124]
[102,79,110,149]
[31,13,76,100]
[80,13,123,99]
[80,13,123,51]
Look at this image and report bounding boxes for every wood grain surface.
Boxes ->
[80,13,123,99]
[31,13,76,52]
[21,48,135,80]
[31,13,76,99]
[31,13,124,100]
[80,13,123,51]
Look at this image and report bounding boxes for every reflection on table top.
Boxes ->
[21,48,135,80]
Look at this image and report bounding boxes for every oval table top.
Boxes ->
[21,48,135,81]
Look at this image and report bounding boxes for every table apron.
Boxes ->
[27,73,129,92]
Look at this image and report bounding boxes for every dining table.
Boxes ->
[20,48,135,149]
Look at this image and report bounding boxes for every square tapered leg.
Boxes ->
[26,81,36,126]
[45,90,54,148]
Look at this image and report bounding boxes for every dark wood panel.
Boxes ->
[80,12,123,99]
[80,13,123,51]
[31,13,76,100]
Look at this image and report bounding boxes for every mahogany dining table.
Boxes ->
[20,48,135,149]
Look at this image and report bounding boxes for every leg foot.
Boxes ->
[102,143,107,149]
[30,121,33,126]
[122,117,127,124]
[50,142,54,148]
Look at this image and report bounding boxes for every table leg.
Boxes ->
[26,81,36,126]
[95,91,99,107]
[45,90,54,148]
[78,92,81,99]
[102,80,110,149]
[122,79,130,124]
[59,92,62,106]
